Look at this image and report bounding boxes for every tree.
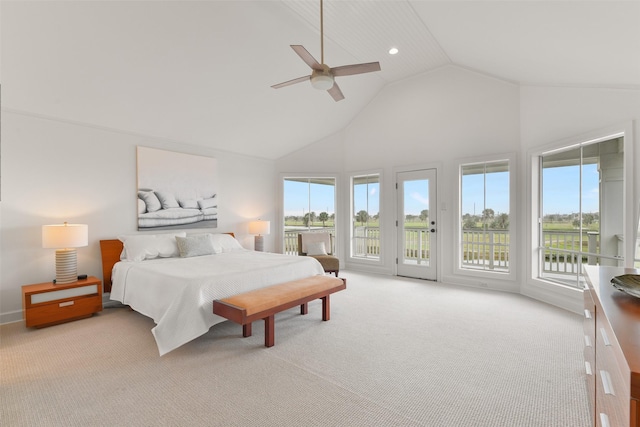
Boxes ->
[420,209,429,223]
[318,212,329,227]
[303,212,316,227]
[356,210,369,226]
[491,213,509,230]
[482,208,495,223]
[463,217,478,229]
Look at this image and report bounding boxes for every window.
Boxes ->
[283,177,336,255]
[351,173,380,260]
[459,160,510,273]
[539,137,624,288]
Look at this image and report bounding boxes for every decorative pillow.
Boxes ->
[137,198,147,215]
[210,233,244,252]
[176,234,216,258]
[155,191,179,209]
[118,232,187,262]
[178,199,198,209]
[138,191,162,213]
[197,197,217,210]
[306,241,328,256]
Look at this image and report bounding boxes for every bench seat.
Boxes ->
[213,275,346,347]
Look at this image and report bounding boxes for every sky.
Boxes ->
[284,164,600,218]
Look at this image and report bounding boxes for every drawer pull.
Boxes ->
[585,361,592,376]
[599,370,614,395]
[600,328,611,346]
[584,335,592,347]
[584,309,592,319]
[599,413,610,427]
[59,301,75,308]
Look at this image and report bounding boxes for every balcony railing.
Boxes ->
[284,227,605,276]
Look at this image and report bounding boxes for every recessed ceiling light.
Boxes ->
[388,47,399,55]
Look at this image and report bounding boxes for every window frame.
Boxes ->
[454,153,517,281]
[279,173,339,256]
[527,121,635,291]
[348,170,384,266]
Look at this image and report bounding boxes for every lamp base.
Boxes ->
[254,235,265,252]
[55,248,78,284]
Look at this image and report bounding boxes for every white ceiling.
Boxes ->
[3,1,639,159]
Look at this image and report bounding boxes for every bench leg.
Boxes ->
[300,302,308,315]
[264,315,274,347]
[243,323,252,337]
[322,295,330,321]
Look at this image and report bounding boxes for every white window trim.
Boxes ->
[347,169,384,267]
[526,121,635,291]
[453,152,517,282]
[278,173,340,256]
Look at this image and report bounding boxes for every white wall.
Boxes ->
[0,111,277,324]
[278,65,640,312]
[279,66,522,289]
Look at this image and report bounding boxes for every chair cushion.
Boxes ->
[310,254,339,272]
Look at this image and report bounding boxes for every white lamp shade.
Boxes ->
[249,220,270,235]
[42,223,88,249]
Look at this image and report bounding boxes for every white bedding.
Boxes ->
[110,249,325,355]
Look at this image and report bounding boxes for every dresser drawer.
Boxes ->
[596,310,631,427]
[585,288,597,424]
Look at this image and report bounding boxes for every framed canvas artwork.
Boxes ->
[136,146,218,231]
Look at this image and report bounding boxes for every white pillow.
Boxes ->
[197,197,217,210]
[210,233,243,252]
[178,199,198,209]
[138,191,162,212]
[155,191,179,209]
[119,232,187,262]
[176,234,216,258]
[306,241,328,256]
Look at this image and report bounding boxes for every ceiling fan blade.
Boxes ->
[271,75,310,89]
[331,62,381,77]
[290,45,323,71]
[327,82,345,102]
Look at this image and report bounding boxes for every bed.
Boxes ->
[100,233,325,355]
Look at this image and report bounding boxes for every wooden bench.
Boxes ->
[213,275,346,347]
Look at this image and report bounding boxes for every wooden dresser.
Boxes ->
[584,266,640,427]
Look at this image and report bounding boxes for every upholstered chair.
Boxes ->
[297,233,339,277]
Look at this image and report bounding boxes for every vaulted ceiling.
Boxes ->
[3,1,639,159]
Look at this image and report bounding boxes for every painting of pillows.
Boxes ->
[137,191,218,229]
[136,146,218,230]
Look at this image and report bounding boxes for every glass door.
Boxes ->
[396,169,437,280]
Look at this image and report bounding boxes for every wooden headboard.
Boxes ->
[99,232,235,294]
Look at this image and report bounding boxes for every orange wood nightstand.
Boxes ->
[22,276,103,328]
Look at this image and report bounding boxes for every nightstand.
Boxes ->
[22,276,103,328]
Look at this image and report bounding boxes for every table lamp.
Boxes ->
[42,222,88,284]
[249,220,270,252]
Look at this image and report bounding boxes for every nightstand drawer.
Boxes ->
[22,277,103,328]
[29,284,99,305]
[25,294,102,328]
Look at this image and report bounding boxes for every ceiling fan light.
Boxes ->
[310,73,334,90]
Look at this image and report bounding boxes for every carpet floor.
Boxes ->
[1,271,590,426]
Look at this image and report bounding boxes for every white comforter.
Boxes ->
[110,250,325,355]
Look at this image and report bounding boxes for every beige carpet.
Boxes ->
[1,271,590,426]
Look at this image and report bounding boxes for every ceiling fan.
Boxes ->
[271,0,381,102]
